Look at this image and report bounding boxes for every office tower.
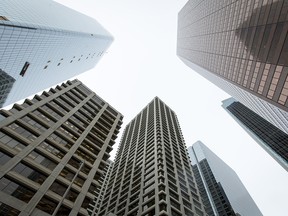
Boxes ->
[98,97,206,216]
[0,0,113,107]
[222,97,288,171]
[0,79,123,216]
[177,0,288,134]
[88,159,114,216]
[189,141,262,216]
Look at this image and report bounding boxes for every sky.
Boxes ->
[52,1,288,215]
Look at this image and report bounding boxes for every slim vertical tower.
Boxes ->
[0,0,113,107]
[98,97,206,216]
[0,79,123,216]
[177,0,288,133]
[189,141,262,216]
[222,97,288,171]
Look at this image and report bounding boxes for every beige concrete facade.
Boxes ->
[0,79,123,216]
[98,97,206,216]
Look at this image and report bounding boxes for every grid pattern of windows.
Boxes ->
[177,0,288,131]
[225,99,288,171]
[87,160,114,215]
[192,160,236,216]
[0,0,113,107]
[0,79,123,216]
[97,97,205,216]
[189,142,263,216]
[0,69,15,107]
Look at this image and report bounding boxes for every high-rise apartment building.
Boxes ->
[0,79,123,216]
[0,0,113,107]
[87,159,114,216]
[177,0,288,133]
[222,97,288,171]
[98,97,206,216]
[188,141,262,216]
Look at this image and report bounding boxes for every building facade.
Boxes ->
[98,97,206,216]
[177,0,288,133]
[0,79,123,216]
[0,0,113,107]
[222,97,288,171]
[0,69,15,107]
[87,159,114,215]
[188,141,262,216]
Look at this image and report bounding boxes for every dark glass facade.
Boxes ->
[0,69,15,107]
[189,141,262,216]
[192,159,236,216]
[0,79,123,215]
[97,97,205,216]
[222,97,288,171]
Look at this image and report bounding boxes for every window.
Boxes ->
[0,202,20,215]
[12,162,47,185]
[49,181,67,196]
[0,177,36,203]
[36,196,57,214]
[0,152,12,166]
[0,16,9,21]
[19,62,30,77]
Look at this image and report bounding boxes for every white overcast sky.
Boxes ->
[52,1,288,215]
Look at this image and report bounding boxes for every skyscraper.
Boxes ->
[177,0,288,133]
[87,160,114,216]
[0,69,15,107]
[222,97,288,171]
[0,0,113,107]
[98,97,206,216]
[188,141,262,216]
[0,79,123,216]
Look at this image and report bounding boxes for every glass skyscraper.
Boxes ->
[188,141,262,216]
[222,97,288,171]
[177,0,288,134]
[0,79,123,215]
[0,0,113,107]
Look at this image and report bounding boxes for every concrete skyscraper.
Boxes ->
[222,97,288,171]
[0,80,123,216]
[0,0,113,107]
[87,160,114,216]
[177,0,288,134]
[97,97,206,216]
[189,141,262,216]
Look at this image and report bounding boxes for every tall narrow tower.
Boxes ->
[0,79,123,216]
[0,0,113,107]
[177,0,288,133]
[98,97,206,216]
